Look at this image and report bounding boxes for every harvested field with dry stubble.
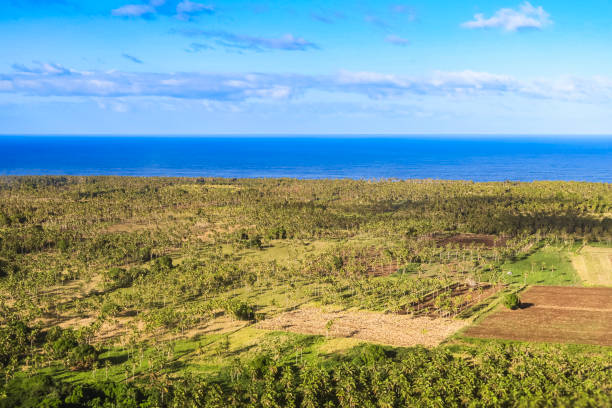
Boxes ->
[464,286,612,346]
[572,245,612,286]
[256,307,469,347]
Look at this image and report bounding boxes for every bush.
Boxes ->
[267,226,287,240]
[225,300,255,321]
[503,293,521,310]
[153,255,173,271]
[46,327,99,370]
[358,344,387,366]
[0,213,11,227]
[331,255,344,271]
[66,343,98,370]
[246,236,263,249]
[105,267,131,289]
[100,301,122,318]
[56,238,69,253]
[0,319,32,367]
[105,266,149,289]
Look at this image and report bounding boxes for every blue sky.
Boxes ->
[1,0,612,135]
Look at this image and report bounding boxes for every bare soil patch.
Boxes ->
[464,286,612,346]
[367,259,400,277]
[411,283,503,317]
[433,233,508,248]
[256,308,468,347]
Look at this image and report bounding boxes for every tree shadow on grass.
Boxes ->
[99,353,129,366]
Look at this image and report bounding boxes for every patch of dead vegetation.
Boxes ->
[410,283,503,317]
[432,233,508,248]
[256,307,468,347]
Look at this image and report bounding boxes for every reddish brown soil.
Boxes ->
[410,283,503,317]
[367,260,400,277]
[464,286,612,346]
[434,233,508,248]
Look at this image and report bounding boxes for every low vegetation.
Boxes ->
[0,176,611,406]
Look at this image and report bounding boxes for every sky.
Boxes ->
[1,0,612,135]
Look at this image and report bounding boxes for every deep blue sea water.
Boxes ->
[1,136,612,182]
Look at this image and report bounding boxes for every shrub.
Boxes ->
[56,238,69,253]
[105,267,131,288]
[267,226,287,240]
[331,255,344,271]
[0,213,11,226]
[66,343,98,370]
[0,319,32,367]
[503,293,521,310]
[100,301,122,318]
[137,246,152,262]
[153,255,173,271]
[358,344,387,366]
[246,236,263,249]
[46,328,99,370]
[225,300,255,321]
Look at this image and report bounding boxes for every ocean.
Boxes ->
[1,136,611,182]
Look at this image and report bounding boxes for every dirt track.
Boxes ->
[464,286,612,346]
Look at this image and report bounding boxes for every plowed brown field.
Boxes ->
[464,286,612,346]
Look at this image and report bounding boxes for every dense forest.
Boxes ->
[0,176,611,407]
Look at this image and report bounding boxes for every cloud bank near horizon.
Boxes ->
[2,63,611,104]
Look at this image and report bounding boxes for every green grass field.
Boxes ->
[501,245,580,286]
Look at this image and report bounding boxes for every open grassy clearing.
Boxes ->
[464,286,612,346]
[500,245,580,285]
[572,245,612,286]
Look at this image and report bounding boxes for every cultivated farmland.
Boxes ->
[464,286,612,346]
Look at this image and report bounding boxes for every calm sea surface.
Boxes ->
[1,136,612,182]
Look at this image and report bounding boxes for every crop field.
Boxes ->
[572,245,612,286]
[464,286,612,346]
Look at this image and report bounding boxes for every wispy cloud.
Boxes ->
[122,53,144,64]
[310,10,345,24]
[177,30,319,52]
[176,0,214,20]
[385,35,410,46]
[112,0,214,20]
[364,15,391,29]
[462,2,551,32]
[112,3,156,18]
[185,42,214,52]
[11,61,74,75]
[390,4,416,21]
[3,64,612,105]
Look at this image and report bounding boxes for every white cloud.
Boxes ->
[112,0,213,19]
[176,1,214,20]
[385,35,410,46]
[177,30,319,51]
[111,4,156,17]
[3,64,612,104]
[462,2,551,32]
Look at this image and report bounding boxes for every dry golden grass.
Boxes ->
[572,246,612,286]
[256,307,469,347]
